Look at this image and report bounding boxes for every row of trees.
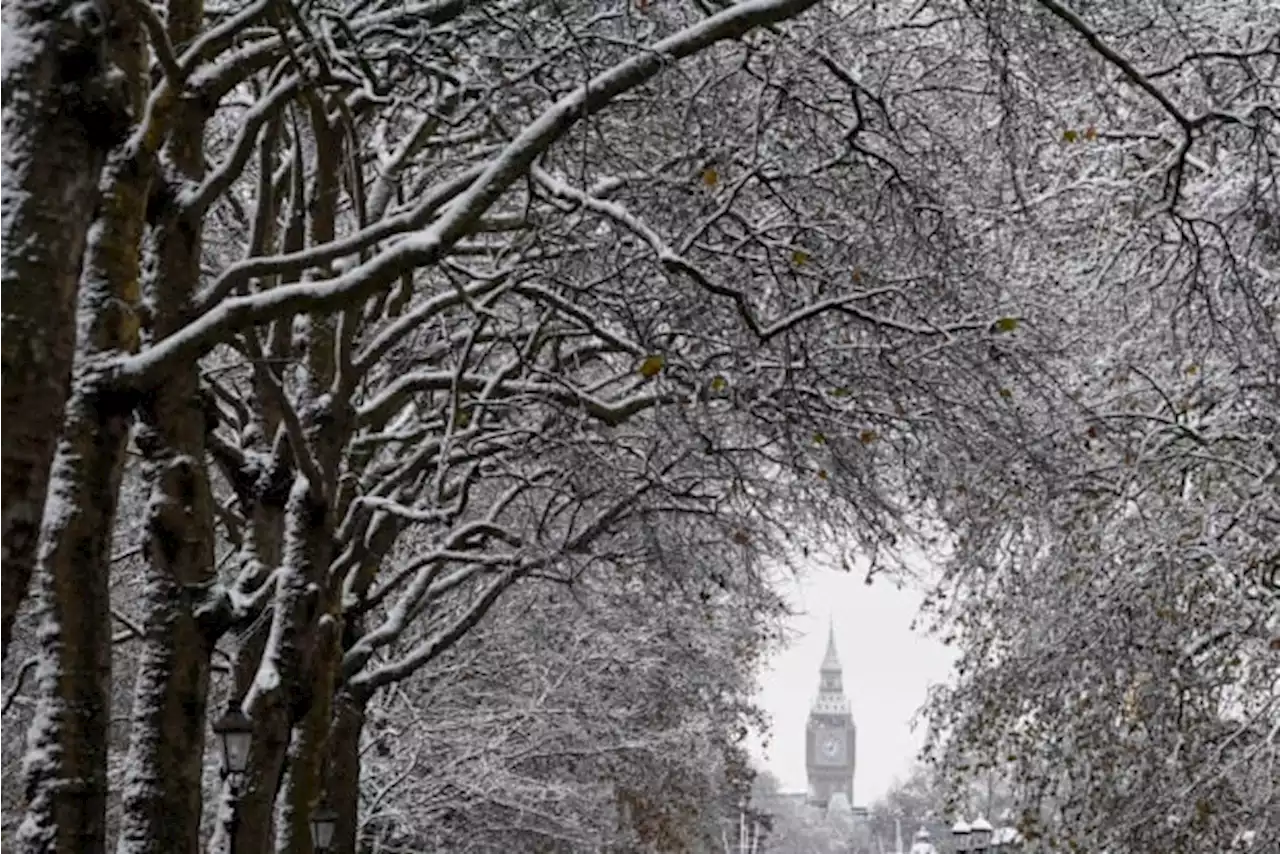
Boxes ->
[4,507,779,851]
[0,1,1029,854]
[746,2,1280,847]
[915,1,1279,851]
[2,0,1276,852]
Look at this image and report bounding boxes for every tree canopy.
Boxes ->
[1,0,1276,852]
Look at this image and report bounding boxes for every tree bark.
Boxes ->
[236,482,333,854]
[277,610,341,854]
[206,501,290,854]
[15,3,145,850]
[112,211,217,846]
[325,688,367,854]
[113,0,224,844]
[208,132,299,854]
[16,395,132,854]
[264,100,352,854]
[1,0,133,654]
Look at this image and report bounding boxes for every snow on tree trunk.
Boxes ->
[277,613,341,854]
[207,170,298,854]
[113,0,226,838]
[15,5,147,849]
[222,480,335,854]
[273,106,350,854]
[111,445,217,854]
[16,403,131,854]
[1,0,133,654]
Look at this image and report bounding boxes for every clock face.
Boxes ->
[815,731,846,764]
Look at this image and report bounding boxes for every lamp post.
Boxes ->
[213,708,253,779]
[213,708,254,853]
[310,800,338,853]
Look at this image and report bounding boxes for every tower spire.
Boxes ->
[821,616,841,671]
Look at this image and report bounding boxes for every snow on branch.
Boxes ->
[112,0,821,391]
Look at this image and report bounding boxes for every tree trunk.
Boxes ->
[208,127,299,854]
[277,611,341,854]
[110,439,217,854]
[209,624,293,854]
[326,687,368,854]
[113,288,219,854]
[16,398,132,854]
[269,98,352,854]
[1,0,133,654]
[113,0,221,838]
[207,513,290,854]
[217,481,334,854]
[15,4,146,849]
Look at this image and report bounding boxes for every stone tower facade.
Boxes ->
[805,622,857,808]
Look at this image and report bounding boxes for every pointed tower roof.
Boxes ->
[811,619,851,715]
[821,618,842,672]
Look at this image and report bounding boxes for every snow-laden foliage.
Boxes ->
[2,0,1276,852]
[6,0,1022,851]
[356,551,781,852]
[914,1,1280,851]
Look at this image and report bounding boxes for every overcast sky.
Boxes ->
[750,559,956,806]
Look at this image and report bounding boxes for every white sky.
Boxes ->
[750,560,956,806]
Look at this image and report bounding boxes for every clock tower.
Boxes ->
[805,622,856,808]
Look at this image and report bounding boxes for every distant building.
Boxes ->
[805,621,858,811]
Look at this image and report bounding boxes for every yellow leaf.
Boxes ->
[1062,129,1078,143]
[702,167,719,187]
[1185,364,1199,375]
[710,375,728,392]
[791,249,810,266]
[829,387,850,399]
[455,408,472,428]
[992,316,1019,333]
[817,468,829,481]
[813,432,827,445]
[858,429,878,445]
[639,354,665,378]
[998,387,1013,399]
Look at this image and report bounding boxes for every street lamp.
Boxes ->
[212,708,253,778]
[310,802,338,853]
[969,816,993,854]
[950,819,971,853]
[213,708,254,854]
